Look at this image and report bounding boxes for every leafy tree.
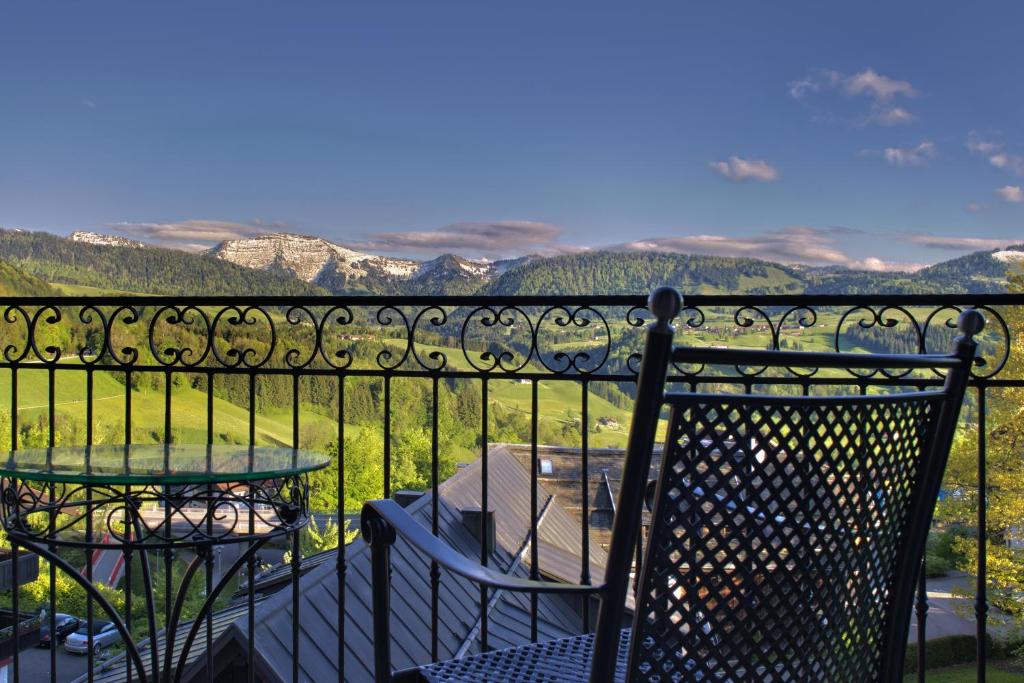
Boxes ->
[936,272,1024,617]
[283,517,355,564]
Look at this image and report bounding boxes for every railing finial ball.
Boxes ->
[647,286,682,323]
[957,309,986,339]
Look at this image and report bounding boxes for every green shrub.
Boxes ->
[925,553,953,578]
[901,634,1019,675]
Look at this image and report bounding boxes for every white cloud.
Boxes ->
[82,99,96,110]
[789,68,918,126]
[870,107,916,126]
[996,185,1024,203]
[710,156,779,182]
[612,226,918,271]
[965,202,987,213]
[906,233,1020,251]
[842,68,917,100]
[967,132,1024,175]
[878,141,937,167]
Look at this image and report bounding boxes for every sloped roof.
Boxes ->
[209,446,607,682]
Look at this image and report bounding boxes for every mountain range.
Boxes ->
[0,227,1018,297]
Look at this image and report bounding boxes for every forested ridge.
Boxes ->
[0,229,326,296]
[487,248,1022,297]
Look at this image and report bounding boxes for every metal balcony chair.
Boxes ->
[361,287,983,683]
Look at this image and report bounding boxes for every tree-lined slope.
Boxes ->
[0,230,326,296]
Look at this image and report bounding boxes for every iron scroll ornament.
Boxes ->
[0,474,310,550]
[0,298,1012,379]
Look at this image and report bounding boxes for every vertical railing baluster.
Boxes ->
[85,367,94,682]
[11,514,19,683]
[580,379,591,633]
[11,354,19,683]
[205,371,215,683]
[632,373,644,598]
[9,367,16,453]
[916,562,927,682]
[383,375,391,499]
[164,371,173,634]
[247,372,257,683]
[292,373,301,683]
[48,365,57,683]
[976,383,988,683]
[337,374,346,682]
[430,375,440,661]
[125,368,132,444]
[124,366,134,679]
[915,376,929,682]
[479,377,489,651]
[530,379,539,643]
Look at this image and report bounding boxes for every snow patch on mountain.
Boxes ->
[992,248,1024,263]
[209,232,419,283]
[70,231,145,249]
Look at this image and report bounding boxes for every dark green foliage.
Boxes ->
[404,256,490,295]
[903,635,993,675]
[484,251,806,296]
[0,229,326,296]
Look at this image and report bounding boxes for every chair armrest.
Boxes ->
[361,499,603,595]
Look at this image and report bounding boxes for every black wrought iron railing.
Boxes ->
[0,292,1020,682]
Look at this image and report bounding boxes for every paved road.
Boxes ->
[15,645,90,683]
[907,572,1015,643]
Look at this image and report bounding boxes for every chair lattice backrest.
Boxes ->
[630,392,943,681]
[589,288,982,683]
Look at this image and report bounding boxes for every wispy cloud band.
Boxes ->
[108,219,280,250]
[350,221,582,257]
[906,233,1021,250]
[613,226,921,272]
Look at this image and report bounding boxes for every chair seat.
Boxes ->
[413,629,633,683]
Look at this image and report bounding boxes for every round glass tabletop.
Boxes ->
[0,445,330,484]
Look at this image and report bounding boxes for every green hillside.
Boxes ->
[0,229,326,296]
[913,245,1024,293]
[0,258,60,297]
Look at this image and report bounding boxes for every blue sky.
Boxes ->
[1,1,1022,268]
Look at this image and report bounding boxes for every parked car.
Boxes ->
[37,613,81,647]
[63,620,121,655]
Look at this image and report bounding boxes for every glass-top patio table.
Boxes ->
[0,445,330,682]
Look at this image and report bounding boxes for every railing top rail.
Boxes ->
[673,346,964,369]
[0,293,1021,306]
